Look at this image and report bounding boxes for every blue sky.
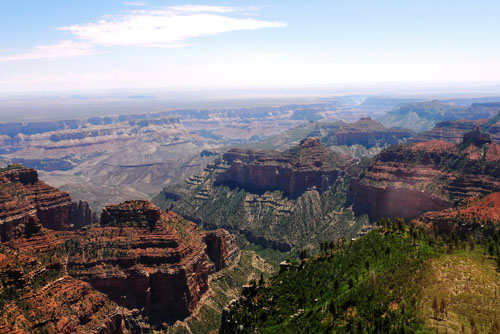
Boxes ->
[0,0,499,92]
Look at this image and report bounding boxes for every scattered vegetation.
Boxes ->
[221,219,500,334]
[0,163,24,173]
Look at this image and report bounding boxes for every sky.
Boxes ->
[0,0,499,93]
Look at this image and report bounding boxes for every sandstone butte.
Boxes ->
[0,166,239,333]
[216,137,356,198]
[346,129,500,221]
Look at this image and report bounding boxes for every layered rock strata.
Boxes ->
[0,165,94,241]
[320,117,414,147]
[347,131,500,221]
[411,111,500,144]
[216,137,354,198]
[1,199,240,332]
[0,244,129,334]
[412,192,500,236]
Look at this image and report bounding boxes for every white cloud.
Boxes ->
[0,5,285,61]
[0,41,93,62]
[122,1,147,6]
[58,6,286,48]
[168,5,236,13]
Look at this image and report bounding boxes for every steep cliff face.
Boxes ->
[65,200,240,324]
[157,140,367,251]
[216,137,354,198]
[0,166,71,238]
[203,229,240,271]
[347,131,500,221]
[0,165,94,240]
[70,200,99,229]
[0,189,42,242]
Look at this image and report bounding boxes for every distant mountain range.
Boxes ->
[378,101,500,132]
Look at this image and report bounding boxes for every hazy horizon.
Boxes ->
[1,1,500,93]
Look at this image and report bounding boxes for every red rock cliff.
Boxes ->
[0,166,94,240]
[0,243,128,334]
[347,132,500,221]
[412,192,500,235]
[1,199,240,332]
[72,201,239,325]
[203,229,240,271]
[217,137,354,198]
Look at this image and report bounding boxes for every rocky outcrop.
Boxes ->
[0,165,94,240]
[0,166,72,238]
[203,229,240,270]
[410,111,500,144]
[159,154,365,252]
[100,200,162,227]
[412,192,500,236]
[0,243,128,334]
[347,131,500,221]
[320,117,414,148]
[463,126,492,145]
[70,200,99,229]
[216,137,354,198]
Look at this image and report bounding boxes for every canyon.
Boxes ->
[0,165,250,333]
[157,138,369,251]
[0,99,410,212]
[160,125,500,254]
[2,97,500,333]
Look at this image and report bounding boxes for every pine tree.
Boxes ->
[432,297,438,318]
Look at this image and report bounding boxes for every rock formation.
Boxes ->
[158,138,367,251]
[65,200,239,324]
[412,192,500,236]
[411,111,500,144]
[216,137,354,198]
[319,117,414,148]
[347,130,500,221]
[0,165,94,241]
[70,200,99,229]
[1,196,240,332]
[462,126,492,145]
[203,229,240,270]
[0,240,130,334]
